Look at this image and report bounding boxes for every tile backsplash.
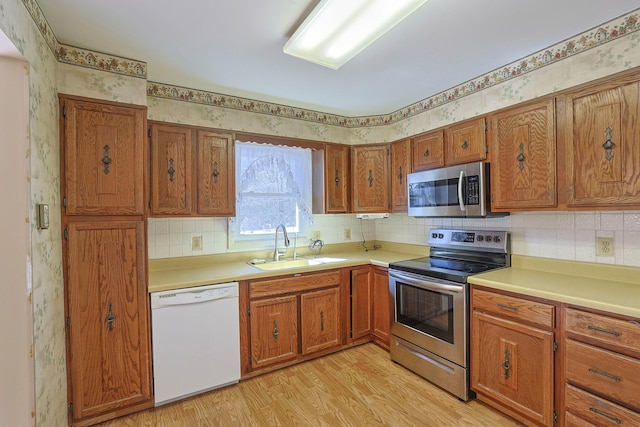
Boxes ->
[148,211,640,268]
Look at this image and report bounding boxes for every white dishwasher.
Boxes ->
[151,282,240,406]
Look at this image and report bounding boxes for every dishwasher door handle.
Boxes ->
[151,283,239,309]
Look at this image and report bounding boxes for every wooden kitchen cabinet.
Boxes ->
[351,144,389,213]
[246,270,342,373]
[65,221,152,424]
[412,130,445,171]
[324,144,350,213]
[61,96,146,216]
[350,267,372,341]
[149,121,234,216]
[561,80,640,208]
[562,307,640,425]
[445,117,487,165]
[301,287,341,355]
[471,287,556,427]
[60,95,152,426]
[371,266,390,349]
[390,139,411,212]
[489,99,557,211]
[249,295,298,369]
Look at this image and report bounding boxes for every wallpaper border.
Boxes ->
[23,1,640,127]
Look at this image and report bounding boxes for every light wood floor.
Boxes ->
[96,344,523,426]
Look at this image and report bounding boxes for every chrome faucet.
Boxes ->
[273,224,290,261]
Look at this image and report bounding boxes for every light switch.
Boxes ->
[37,204,49,229]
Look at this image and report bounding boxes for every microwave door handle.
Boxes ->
[458,170,466,211]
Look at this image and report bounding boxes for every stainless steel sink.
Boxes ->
[248,257,346,271]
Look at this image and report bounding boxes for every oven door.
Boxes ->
[389,269,467,367]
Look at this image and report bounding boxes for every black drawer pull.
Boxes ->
[497,303,518,311]
[588,325,621,336]
[588,368,621,382]
[589,407,622,424]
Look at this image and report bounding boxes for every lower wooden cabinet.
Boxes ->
[350,267,372,340]
[371,266,390,349]
[562,306,640,425]
[65,221,152,425]
[249,295,298,369]
[471,287,556,427]
[246,270,342,373]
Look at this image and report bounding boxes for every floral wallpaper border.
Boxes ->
[22,0,640,126]
[21,0,147,78]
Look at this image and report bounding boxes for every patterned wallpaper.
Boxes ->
[4,1,640,426]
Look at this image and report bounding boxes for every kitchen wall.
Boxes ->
[4,1,640,426]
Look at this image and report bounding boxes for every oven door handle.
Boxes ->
[390,271,463,294]
[458,170,466,212]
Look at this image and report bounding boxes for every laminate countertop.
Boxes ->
[148,242,425,293]
[468,255,640,318]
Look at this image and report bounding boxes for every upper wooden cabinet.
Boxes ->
[149,121,234,216]
[324,144,349,213]
[489,99,557,211]
[61,97,146,216]
[562,80,640,208]
[150,123,193,215]
[351,145,389,213]
[412,130,444,171]
[390,139,411,212]
[196,130,235,216]
[445,117,487,165]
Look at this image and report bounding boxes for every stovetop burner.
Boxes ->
[388,228,510,283]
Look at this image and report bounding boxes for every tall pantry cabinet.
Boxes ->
[59,95,153,426]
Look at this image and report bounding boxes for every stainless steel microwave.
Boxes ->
[407,162,505,218]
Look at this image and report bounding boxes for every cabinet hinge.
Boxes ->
[64,227,69,240]
[62,106,66,117]
[553,409,558,424]
[63,196,67,208]
[485,144,489,153]
[249,355,252,364]
[553,341,558,352]
[66,316,70,329]
[69,402,74,416]
[148,200,152,210]
[148,127,152,138]
[484,122,488,131]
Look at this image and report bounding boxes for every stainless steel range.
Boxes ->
[388,228,510,401]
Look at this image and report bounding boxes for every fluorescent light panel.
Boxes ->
[284,0,428,69]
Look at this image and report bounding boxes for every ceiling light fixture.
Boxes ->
[284,0,428,70]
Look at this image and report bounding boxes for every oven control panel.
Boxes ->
[428,228,509,253]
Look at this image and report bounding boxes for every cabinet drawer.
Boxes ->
[565,384,640,426]
[565,412,597,427]
[565,308,640,355]
[249,270,341,298]
[565,339,640,411]
[472,289,555,329]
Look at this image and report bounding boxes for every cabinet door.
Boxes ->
[250,296,298,369]
[325,144,349,213]
[471,311,554,426]
[66,221,151,422]
[390,139,411,212]
[490,99,557,210]
[412,130,444,171]
[149,123,192,215]
[564,82,640,208]
[350,267,372,340]
[301,287,341,355]
[197,130,235,216]
[351,145,389,212]
[372,267,390,348]
[62,98,145,215]
[445,117,487,165]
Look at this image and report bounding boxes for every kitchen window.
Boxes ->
[228,141,313,250]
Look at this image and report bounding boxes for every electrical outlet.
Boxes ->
[344,228,351,240]
[192,235,203,251]
[596,237,614,257]
[312,231,321,240]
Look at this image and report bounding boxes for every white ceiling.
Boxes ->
[38,0,640,116]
